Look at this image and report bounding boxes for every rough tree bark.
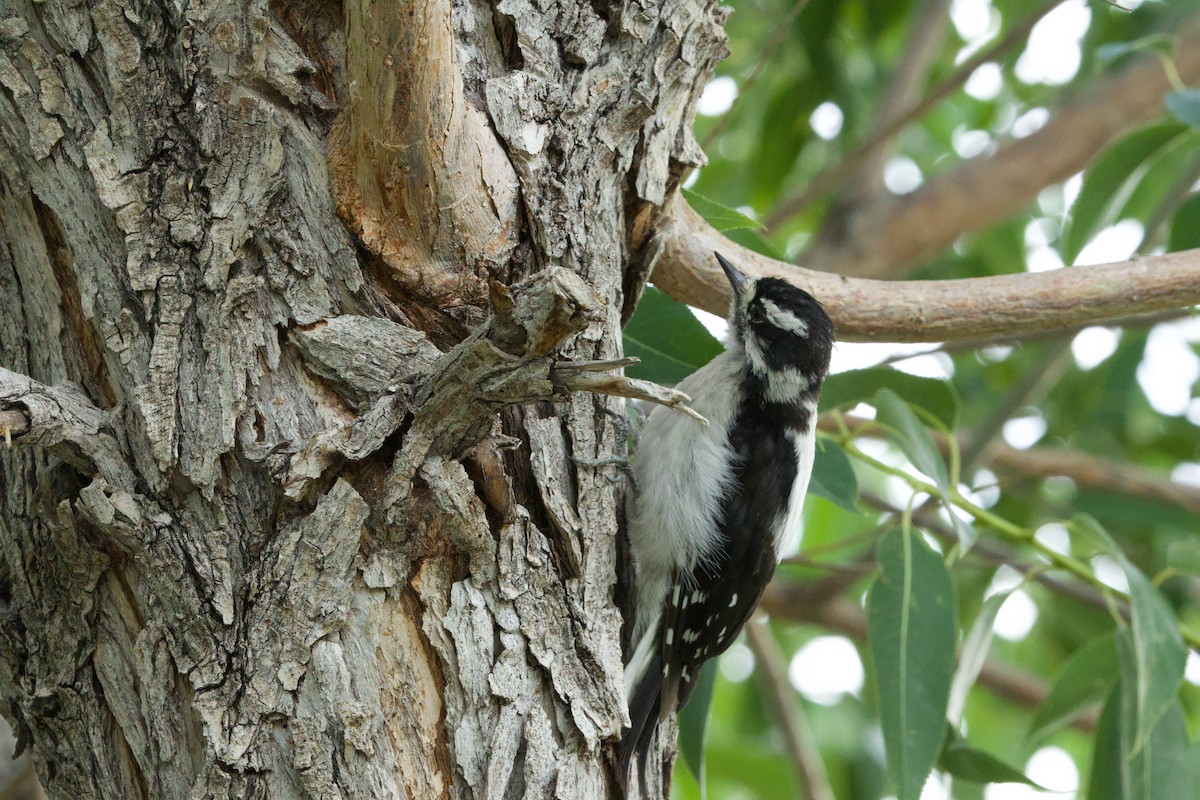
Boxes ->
[0,0,725,798]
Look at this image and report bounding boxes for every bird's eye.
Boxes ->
[748,305,764,323]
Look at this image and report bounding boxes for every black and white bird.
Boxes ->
[621,252,834,785]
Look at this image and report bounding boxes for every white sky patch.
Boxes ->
[1071,327,1120,371]
[951,0,997,42]
[1172,462,1200,489]
[980,344,1013,363]
[985,747,1080,798]
[965,62,1003,101]
[1024,217,1057,249]
[691,306,729,341]
[1187,651,1200,686]
[810,101,844,140]
[682,169,700,189]
[970,467,1000,508]
[988,564,1025,597]
[1075,220,1144,266]
[719,642,755,683]
[789,636,864,705]
[830,341,943,374]
[1034,523,1071,557]
[1002,414,1047,449]
[1016,0,1091,86]
[884,156,924,194]
[1137,317,1200,416]
[1092,555,1130,594]
[1063,173,1084,209]
[697,76,737,116]
[891,352,955,380]
[952,127,992,159]
[994,590,1038,642]
[921,774,953,800]
[1012,106,1050,138]
[1025,245,1064,273]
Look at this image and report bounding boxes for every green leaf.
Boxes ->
[820,368,959,430]
[873,389,975,550]
[809,438,860,512]
[947,590,1009,725]
[677,659,719,799]
[938,728,1044,788]
[1095,34,1172,69]
[1119,555,1188,756]
[1029,630,1119,741]
[1165,89,1200,129]
[868,529,957,800]
[623,286,724,384]
[1062,123,1187,264]
[682,188,765,232]
[1117,132,1200,227]
[1090,665,1196,800]
[1168,193,1200,252]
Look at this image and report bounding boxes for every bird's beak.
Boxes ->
[715,252,747,300]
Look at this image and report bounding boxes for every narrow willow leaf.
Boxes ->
[1168,193,1200,251]
[1089,670,1196,800]
[1029,630,1119,741]
[820,368,959,429]
[868,530,957,800]
[873,389,975,550]
[1095,34,1172,68]
[1062,123,1186,263]
[1165,89,1200,128]
[677,659,719,799]
[939,728,1044,788]
[623,286,723,384]
[1118,556,1187,756]
[947,590,1009,725]
[809,438,860,512]
[682,187,765,232]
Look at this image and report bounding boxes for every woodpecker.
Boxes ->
[621,252,834,786]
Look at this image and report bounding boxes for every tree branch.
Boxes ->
[745,621,836,800]
[327,0,519,306]
[652,197,1200,342]
[826,0,952,207]
[764,0,1064,230]
[800,21,1200,278]
[989,444,1200,515]
[0,368,134,488]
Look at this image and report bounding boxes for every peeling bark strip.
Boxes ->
[0,0,726,799]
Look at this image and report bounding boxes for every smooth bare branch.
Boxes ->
[653,197,1200,342]
[801,21,1200,278]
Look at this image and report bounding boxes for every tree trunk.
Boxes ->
[0,1,724,797]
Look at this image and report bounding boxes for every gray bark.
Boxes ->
[0,0,724,798]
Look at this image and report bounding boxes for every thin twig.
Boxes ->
[829,0,953,207]
[745,621,837,800]
[701,0,812,151]
[764,0,1065,230]
[957,338,1074,470]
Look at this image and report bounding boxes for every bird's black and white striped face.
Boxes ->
[718,253,834,403]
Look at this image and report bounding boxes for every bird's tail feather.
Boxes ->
[619,648,664,794]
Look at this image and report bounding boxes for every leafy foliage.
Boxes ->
[627,2,1200,798]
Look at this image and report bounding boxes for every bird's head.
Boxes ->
[717,252,834,403]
